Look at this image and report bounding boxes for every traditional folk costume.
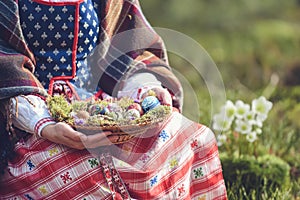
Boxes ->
[0,0,227,199]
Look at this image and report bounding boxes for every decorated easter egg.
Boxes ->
[75,110,90,120]
[125,109,141,120]
[141,96,160,113]
[108,103,122,112]
[109,111,124,121]
[89,105,100,115]
[127,103,143,115]
[100,107,110,115]
[89,105,109,115]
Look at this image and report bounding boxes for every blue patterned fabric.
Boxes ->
[19,0,101,91]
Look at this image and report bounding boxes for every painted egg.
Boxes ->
[89,105,109,115]
[125,109,141,120]
[108,103,122,112]
[76,110,90,120]
[100,107,110,115]
[89,105,101,115]
[127,103,143,115]
[109,111,124,121]
[141,96,160,113]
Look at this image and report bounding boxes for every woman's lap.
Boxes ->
[0,112,226,199]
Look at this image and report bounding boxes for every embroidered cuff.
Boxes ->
[34,118,56,138]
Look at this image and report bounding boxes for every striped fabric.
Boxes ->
[0,112,227,199]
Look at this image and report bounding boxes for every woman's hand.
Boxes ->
[41,122,114,149]
[142,87,173,107]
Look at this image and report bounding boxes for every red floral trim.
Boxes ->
[99,153,131,200]
[33,0,84,6]
[34,117,56,137]
[47,1,81,95]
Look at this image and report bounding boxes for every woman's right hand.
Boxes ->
[41,122,114,149]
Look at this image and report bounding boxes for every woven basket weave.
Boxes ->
[47,95,171,144]
[74,117,168,144]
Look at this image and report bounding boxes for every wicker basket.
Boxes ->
[74,116,168,144]
[47,95,171,144]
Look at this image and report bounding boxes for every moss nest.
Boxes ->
[46,95,171,128]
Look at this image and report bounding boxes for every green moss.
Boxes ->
[145,89,157,97]
[137,105,171,123]
[116,97,134,109]
[71,100,88,112]
[46,95,73,125]
[87,115,116,126]
[220,153,291,198]
[47,95,171,127]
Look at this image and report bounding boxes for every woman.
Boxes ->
[0,0,227,199]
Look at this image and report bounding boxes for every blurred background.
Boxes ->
[140,0,300,198]
[141,0,299,89]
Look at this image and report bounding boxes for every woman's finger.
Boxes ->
[152,88,172,106]
[55,122,86,142]
[80,131,114,148]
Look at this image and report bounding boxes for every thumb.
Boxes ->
[157,89,172,107]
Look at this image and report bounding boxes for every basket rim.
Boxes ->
[74,114,170,135]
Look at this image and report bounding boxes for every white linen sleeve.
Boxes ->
[117,72,163,100]
[11,95,56,137]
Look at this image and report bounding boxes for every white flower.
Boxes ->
[235,100,250,119]
[256,113,268,122]
[252,96,273,118]
[253,114,267,127]
[217,134,227,146]
[223,100,236,120]
[212,111,233,131]
[246,131,257,143]
[255,128,262,135]
[235,119,252,134]
[243,110,256,125]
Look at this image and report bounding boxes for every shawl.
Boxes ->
[0,0,183,106]
[0,0,183,174]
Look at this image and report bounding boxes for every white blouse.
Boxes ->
[11,95,56,137]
